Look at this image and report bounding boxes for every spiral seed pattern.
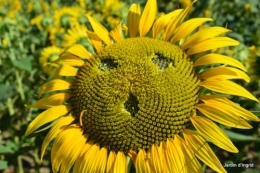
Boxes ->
[71,37,200,152]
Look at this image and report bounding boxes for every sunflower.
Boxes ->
[0,0,22,18]
[30,15,44,30]
[61,24,89,48]
[26,0,259,172]
[53,7,81,30]
[77,0,86,10]
[39,46,63,75]
[102,0,128,28]
[245,45,260,82]
[50,6,85,46]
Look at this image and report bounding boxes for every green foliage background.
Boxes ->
[0,0,259,172]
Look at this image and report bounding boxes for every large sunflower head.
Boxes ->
[26,0,259,172]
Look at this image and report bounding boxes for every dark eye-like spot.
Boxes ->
[152,53,173,71]
[99,58,118,71]
[124,92,139,117]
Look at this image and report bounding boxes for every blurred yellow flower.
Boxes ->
[103,0,128,28]
[48,27,66,46]
[180,0,192,8]
[40,0,51,15]
[30,15,44,30]
[26,2,33,13]
[61,24,89,48]
[54,7,81,29]
[1,0,22,18]
[39,46,63,75]
[2,39,9,46]
[246,45,260,81]
[77,0,86,9]
[244,3,251,15]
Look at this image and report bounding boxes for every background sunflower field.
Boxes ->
[0,0,259,172]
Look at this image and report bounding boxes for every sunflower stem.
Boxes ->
[17,155,24,173]
[33,148,40,173]
[14,136,24,173]
[6,97,14,116]
[15,71,25,101]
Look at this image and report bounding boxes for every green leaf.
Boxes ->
[6,140,18,151]
[223,129,260,142]
[249,0,260,6]
[258,151,260,158]
[227,32,244,43]
[11,58,32,72]
[0,160,8,170]
[0,144,13,154]
[0,84,14,100]
[251,111,260,117]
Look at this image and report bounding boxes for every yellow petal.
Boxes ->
[196,103,252,129]
[200,79,258,101]
[127,4,141,38]
[40,115,74,161]
[187,37,239,55]
[114,151,127,173]
[150,144,166,173]
[110,21,124,42]
[163,1,194,41]
[65,44,91,59]
[181,27,231,50]
[167,137,187,173]
[161,142,174,173]
[98,147,108,173]
[83,147,108,173]
[136,149,151,173]
[73,141,94,173]
[191,116,238,153]
[86,29,103,51]
[170,18,213,43]
[139,0,157,37]
[39,79,71,97]
[199,67,250,82]
[51,124,86,173]
[121,23,128,35]
[152,11,176,39]
[106,151,116,173]
[26,93,71,109]
[183,129,227,173]
[200,95,260,122]
[55,53,85,66]
[194,53,247,72]
[87,15,111,45]
[78,144,100,172]
[25,105,72,136]
[182,140,204,173]
[56,64,77,76]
